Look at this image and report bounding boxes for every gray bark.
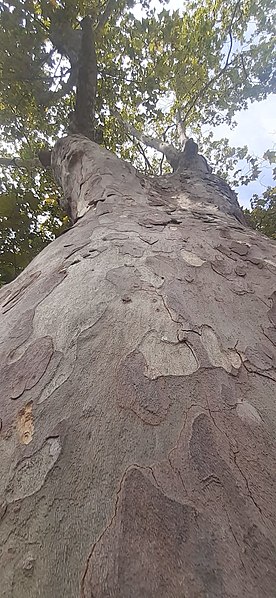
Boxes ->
[0,135,276,598]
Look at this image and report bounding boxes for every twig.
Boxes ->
[159,153,165,175]
[96,0,118,32]
[137,141,153,172]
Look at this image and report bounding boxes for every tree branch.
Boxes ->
[112,109,180,169]
[96,0,118,32]
[0,157,42,169]
[176,109,188,149]
[69,16,97,140]
[182,0,241,124]
[137,141,153,173]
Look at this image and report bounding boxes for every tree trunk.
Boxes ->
[0,135,276,598]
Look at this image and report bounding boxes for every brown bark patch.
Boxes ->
[81,467,221,598]
[115,351,172,425]
[0,336,54,400]
[5,436,61,502]
[230,241,250,256]
[16,401,34,444]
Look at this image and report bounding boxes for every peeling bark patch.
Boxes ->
[146,255,188,281]
[201,326,241,372]
[181,248,205,266]
[38,345,75,404]
[106,266,146,296]
[118,241,144,257]
[81,467,222,598]
[16,401,34,444]
[230,281,254,296]
[0,336,54,400]
[235,264,246,277]
[116,351,171,425]
[236,401,262,425]
[5,436,61,502]
[6,309,35,358]
[2,268,67,315]
[230,241,250,256]
[244,343,276,373]
[216,244,236,260]
[140,331,198,379]
[1,271,41,312]
[139,214,174,227]
[190,413,221,481]
[211,258,232,277]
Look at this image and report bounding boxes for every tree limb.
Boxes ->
[182,0,242,124]
[112,109,180,169]
[0,157,42,169]
[69,16,97,140]
[176,109,188,149]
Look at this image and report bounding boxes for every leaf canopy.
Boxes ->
[0,0,275,284]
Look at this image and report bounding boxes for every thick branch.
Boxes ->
[0,150,51,170]
[69,17,97,140]
[0,157,41,169]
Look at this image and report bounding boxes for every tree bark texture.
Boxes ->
[0,136,276,598]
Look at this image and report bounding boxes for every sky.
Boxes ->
[132,0,276,208]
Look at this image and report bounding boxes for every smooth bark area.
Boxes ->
[0,135,276,597]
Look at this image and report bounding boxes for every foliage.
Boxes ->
[0,0,275,283]
[0,167,69,285]
[244,186,276,239]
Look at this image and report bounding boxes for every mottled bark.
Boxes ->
[0,135,276,598]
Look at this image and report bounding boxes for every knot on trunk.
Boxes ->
[175,138,211,174]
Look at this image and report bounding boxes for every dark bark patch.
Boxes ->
[5,436,61,502]
[82,467,223,598]
[0,336,54,400]
[5,309,35,359]
[247,256,263,267]
[218,227,232,239]
[118,241,144,258]
[230,241,250,256]
[146,255,188,281]
[106,266,148,296]
[102,232,128,241]
[211,258,233,277]
[115,351,171,425]
[139,214,173,227]
[216,244,237,260]
[235,264,246,277]
[230,282,254,295]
